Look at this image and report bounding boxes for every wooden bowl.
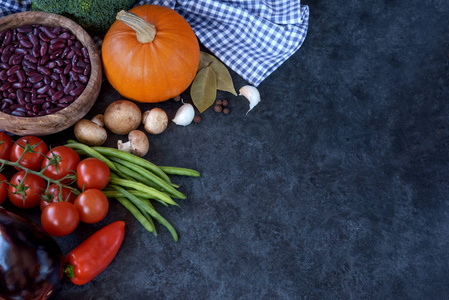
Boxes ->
[0,11,102,136]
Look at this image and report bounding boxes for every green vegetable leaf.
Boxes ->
[191,65,217,113]
[198,51,237,96]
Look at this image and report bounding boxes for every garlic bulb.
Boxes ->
[239,85,260,114]
[172,103,195,126]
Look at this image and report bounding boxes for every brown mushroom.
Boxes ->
[117,130,149,157]
[74,114,107,146]
[104,100,142,135]
[142,108,168,135]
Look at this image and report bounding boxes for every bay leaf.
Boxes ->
[199,51,237,96]
[191,65,217,113]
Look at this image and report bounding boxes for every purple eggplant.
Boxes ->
[0,207,63,300]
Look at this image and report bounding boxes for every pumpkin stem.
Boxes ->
[116,10,156,44]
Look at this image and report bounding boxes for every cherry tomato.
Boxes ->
[41,146,80,182]
[8,171,46,209]
[0,131,12,161]
[74,189,109,224]
[10,136,48,171]
[40,183,77,211]
[41,201,79,236]
[0,173,8,205]
[76,158,110,191]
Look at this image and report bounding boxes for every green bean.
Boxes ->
[159,166,201,177]
[116,197,156,235]
[112,185,178,242]
[110,157,186,199]
[111,161,159,190]
[109,177,178,206]
[91,146,171,183]
[65,141,117,172]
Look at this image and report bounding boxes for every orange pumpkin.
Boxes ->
[101,5,200,103]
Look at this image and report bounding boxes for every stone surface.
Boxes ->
[3,1,449,299]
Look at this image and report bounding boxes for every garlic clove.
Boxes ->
[172,103,195,126]
[239,85,260,114]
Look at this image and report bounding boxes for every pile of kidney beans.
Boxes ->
[0,24,91,117]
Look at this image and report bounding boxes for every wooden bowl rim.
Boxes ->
[0,11,102,136]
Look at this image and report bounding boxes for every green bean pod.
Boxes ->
[116,196,156,235]
[112,185,178,242]
[110,157,186,199]
[91,146,171,183]
[159,166,201,177]
[109,177,178,206]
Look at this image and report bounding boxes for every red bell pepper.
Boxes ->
[64,221,125,285]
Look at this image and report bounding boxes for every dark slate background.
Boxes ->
[3,1,449,299]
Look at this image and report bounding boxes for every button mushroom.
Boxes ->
[117,130,149,157]
[74,114,107,146]
[142,108,168,135]
[104,100,142,135]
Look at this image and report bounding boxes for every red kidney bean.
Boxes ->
[72,66,83,74]
[78,74,88,84]
[45,61,57,69]
[39,26,57,39]
[17,96,26,106]
[11,110,26,117]
[37,65,51,76]
[0,82,11,91]
[58,32,71,39]
[12,82,25,89]
[17,26,32,33]
[7,75,18,83]
[28,33,39,47]
[32,98,45,105]
[50,49,63,60]
[16,88,24,100]
[81,47,89,59]
[65,49,75,59]
[63,63,71,75]
[0,24,91,117]
[69,70,79,81]
[25,70,39,77]
[38,32,50,42]
[50,42,65,51]
[2,30,12,47]
[19,39,33,49]
[28,74,43,83]
[39,41,48,56]
[1,51,12,63]
[23,60,36,70]
[37,85,50,94]
[31,45,40,58]
[6,65,20,76]
[59,95,74,104]
[59,73,68,86]
[69,85,84,97]
[14,47,28,55]
[51,90,64,101]
[16,69,26,82]
[63,81,75,95]
[24,54,38,63]
[32,104,40,113]
[33,81,44,89]
[61,46,71,58]
[9,54,23,66]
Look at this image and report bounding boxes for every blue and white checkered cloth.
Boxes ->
[0,0,309,86]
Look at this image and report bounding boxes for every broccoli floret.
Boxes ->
[31,0,136,33]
